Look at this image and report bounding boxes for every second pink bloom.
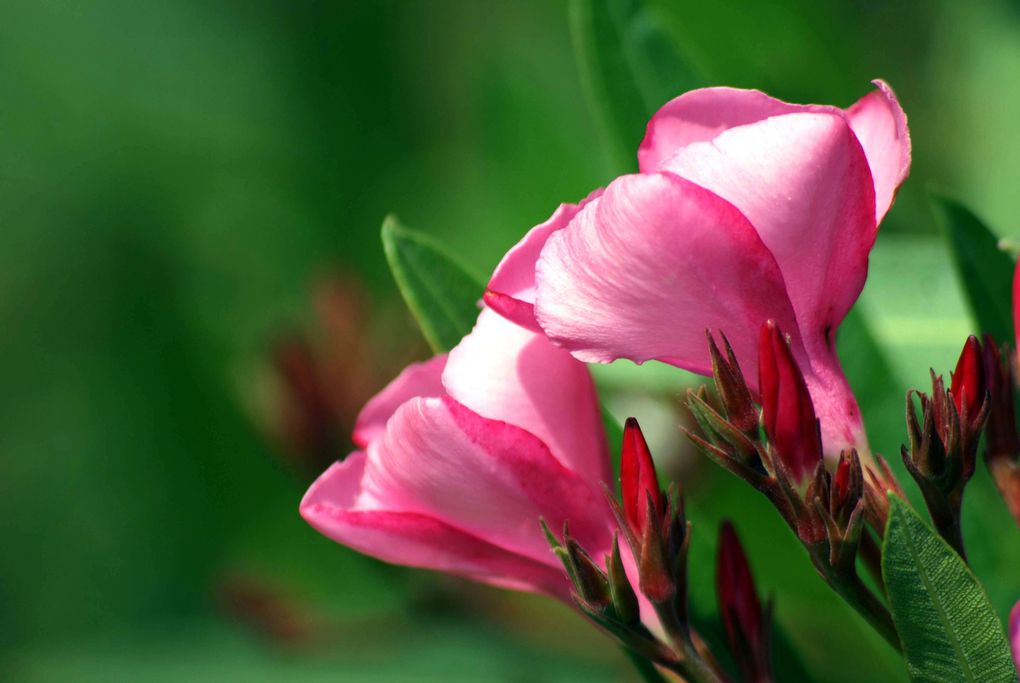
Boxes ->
[301,308,613,601]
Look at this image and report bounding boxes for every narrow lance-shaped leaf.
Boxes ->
[838,308,910,473]
[569,0,703,173]
[932,194,1015,344]
[381,215,483,353]
[882,495,1017,683]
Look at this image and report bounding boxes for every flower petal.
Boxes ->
[357,396,612,564]
[638,87,809,173]
[443,308,611,488]
[352,354,447,448]
[533,172,800,381]
[1010,598,1020,674]
[845,80,911,222]
[659,111,876,365]
[485,190,602,332]
[301,457,570,599]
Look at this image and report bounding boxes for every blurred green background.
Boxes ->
[2,1,1019,681]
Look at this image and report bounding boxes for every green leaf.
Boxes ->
[837,307,912,488]
[569,0,703,173]
[381,215,483,353]
[932,194,1015,344]
[882,496,1018,683]
[621,647,670,683]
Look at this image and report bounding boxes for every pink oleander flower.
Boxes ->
[1011,598,1020,674]
[300,308,613,601]
[485,81,911,458]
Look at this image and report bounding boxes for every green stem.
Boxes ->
[622,647,670,683]
[932,512,967,563]
[858,529,886,594]
[652,602,731,683]
[823,564,901,653]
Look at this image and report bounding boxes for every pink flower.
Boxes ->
[300,308,613,601]
[486,82,910,457]
[1011,598,1020,674]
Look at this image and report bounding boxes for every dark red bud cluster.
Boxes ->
[902,336,990,557]
[543,420,715,680]
[686,322,883,591]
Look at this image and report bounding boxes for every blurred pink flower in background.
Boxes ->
[1011,599,1020,673]
[300,308,613,601]
[486,81,910,459]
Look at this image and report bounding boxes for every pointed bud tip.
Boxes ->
[757,320,821,482]
[620,416,662,539]
[950,335,985,419]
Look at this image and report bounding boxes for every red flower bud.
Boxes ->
[716,520,770,683]
[758,320,822,481]
[950,335,985,420]
[620,417,662,539]
[830,450,864,528]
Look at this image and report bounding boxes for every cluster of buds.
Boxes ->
[982,335,1020,525]
[547,419,776,683]
[684,321,898,649]
[686,323,877,550]
[901,336,989,558]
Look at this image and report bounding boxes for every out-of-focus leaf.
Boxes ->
[882,496,1017,683]
[932,195,1015,344]
[838,307,913,489]
[568,0,703,173]
[621,648,669,683]
[381,216,483,353]
[5,616,624,683]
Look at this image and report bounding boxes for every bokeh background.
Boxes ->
[2,1,1019,681]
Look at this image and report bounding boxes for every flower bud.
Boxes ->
[950,335,985,423]
[638,492,674,604]
[606,534,640,626]
[716,520,771,683]
[830,450,864,529]
[565,535,612,611]
[758,320,822,482]
[707,331,758,434]
[621,417,663,539]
